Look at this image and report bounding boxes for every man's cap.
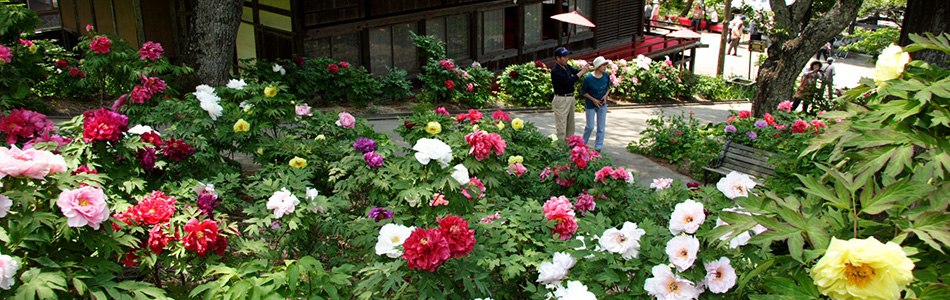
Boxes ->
[555,47,572,57]
[826,58,835,63]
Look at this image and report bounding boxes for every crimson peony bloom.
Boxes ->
[440,60,455,71]
[69,67,79,77]
[574,193,596,216]
[148,223,174,254]
[161,138,195,162]
[54,59,68,69]
[140,76,167,94]
[292,56,305,66]
[491,110,511,121]
[182,218,219,257]
[565,135,584,147]
[211,235,228,256]
[445,80,455,90]
[467,109,483,122]
[138,41,164,60]
[403,120,416,129]
[339,61,350,68]
[738,110,752,119]
[90,36,111,54]
[791,119,809,134]
[328,64,339,74]
[140,131,162,147]
[464,130,506,161]
[0,109,55,144]
[509,70,519,78]
[82,108,129,143]
[402,228,451,272]
[130,191,177,225]
[434,107,450,116]
[129,86,152,103]
[136,147,157,170]
[439,215,476,258]
[535,61,545,68]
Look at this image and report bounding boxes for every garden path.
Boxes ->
[367,102,752,186]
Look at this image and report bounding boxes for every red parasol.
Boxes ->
[551,11,596,45]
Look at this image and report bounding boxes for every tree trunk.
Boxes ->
[186,0,243,87]
[679,0,695,17]
[898,0,950,68]
[750,0,862,117]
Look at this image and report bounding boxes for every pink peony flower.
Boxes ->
[439,60,455,71]
[464,130,506,161]
[543,196,574,221]
[56,186,110,229]
[434,107,449,116]
[85,24,94,32]
[666,235,700,271]
[0,109,55,144]
[336,112,355,128]
[295,104,312,117]
[466,83,474,92]
[0,195,12,218]
[480,213,501,224]
[111,94,127,111]
[704,257,737,293]
[82,108,129,143]
[266,188,299,218]
[0,252,20,290]
[339,61,350,68]
[460,177,486,199]
[777,100,794,112]
[594,166,613,183]
[644,264,702,300]
[0,45,11,63]
[429,193,449,206]
[507,163,526,176]
[669,199,706,235]
[140,76,167,94]
[138,41,164,60]
[0,146,67,179]
[89,37,111,54]
[445,80,455,90]
[650,178,674,190]
[574,193,596,216]
[491,110,512,121]
[129,85,153,103]
[792,119,810,133]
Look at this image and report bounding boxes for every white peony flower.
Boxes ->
[193,182,217,198]
[635,55,653,70]
[704,257,737,293]
[669,200,706,235]
[266,188,299,218]
[537,252,576,286]
[305,188,319,200]
[0,195,11,218]
[193,89,223,120]
[716,171,756,199]
[553,280,597,300]
[728,231,752,249]
[598,222,647,260]
[413,138,453,167]
[650,178,674,190]
[666,235,700,271]
[195,84,214,94]
[644,264,702,300]
[272,63,286,75]
[548,133,558,142]
[0,252,19,290]
[226,79,247,90]
[127,125,156,135]
[625,171,635,184]
[374,223,414,258]
[451,164,470,185]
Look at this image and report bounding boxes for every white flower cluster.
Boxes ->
[536,252,577,286]
[375,223,414,258]
[598,221,646,260]
[552,280,597,300]
[226,79,247,90]
[193,84,223,120]
[127,124,157,135]
[413,138,453,167]
[634,54,652,70]
[272,63,286,75]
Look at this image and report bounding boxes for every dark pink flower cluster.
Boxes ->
[454,109,484,124]
[594,166,631,183]
[465,130,506,161]
[339,61,350,69]
[445,80,455,90]
[434,107,450,116]
[440,60,455,71]
[543,196,578,240]
[574,193,596,216]
[138,41,164,60]
[460,177,486,199]
[566,135,585,147]
[162,138,195,162]
[491,110,511,121]
[570,145,600,169]
[90,36,111,54]
[0,109,55,145]
[129,76,167,103]
[82,108,129,143]
[328,64,339,74]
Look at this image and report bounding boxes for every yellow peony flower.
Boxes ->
[872,44,911,87]
[496,122,505,130]
[512,118,524,130]
[233,119,250,132]
[264,86,278,98]
[425,122,442,135]
[29,45,38,54]
[810,237,914,300]
[315,134,326,141]
[289,156,307,168]
[256,147,264,155]
[472,125,479,132]
[508,155,524,165]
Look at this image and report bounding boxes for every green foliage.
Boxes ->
[413,33,496,107]
[378,67,413,102]
[841,27,900,56]
[498,62,553,107]
[628,110,723,182]
[239,57,384,107]
[694,75,754,101]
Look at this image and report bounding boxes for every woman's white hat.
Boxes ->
[592,56,608,69]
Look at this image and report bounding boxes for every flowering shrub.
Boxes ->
[611,55,696,102]
[239,57,386,107]
[497,61,553,107]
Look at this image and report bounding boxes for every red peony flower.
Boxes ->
[491,110,511,121]
[440,60,455,71]
[161,138,195,162]
[445,80,455,90]
[403,120,416,129]
[764,113,775,125]
[464,130,506,161]
[137,147,157,170]
[212,235,228,256]
[535,61,545,68]
[129,85,153,103]
[402,228,451,272]
[339,61,350,68]
[140,131,162,147]
[54,59,68,69]
[552,215,578,240]
[182,218,219,257]
[138,41,164,60]
[0,109,55,144]
[69,67,79,77]
[509,70,519,79]
[292,56,305,66]
[726,116,736,123]
[90,36,111,54]
[130,191,177,225]
[438,215,476,258]
[82,108,129,143]
[791,119,809,134]
[122,250,140,267]
[467,109,483,123]
[111,211,137,230]
[738,110,752,118]
[148,223,174,254]
[328,64,339,74]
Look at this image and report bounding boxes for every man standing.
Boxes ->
[644,2,653,27]
[822,58,836,100]
[551,47,590,141]
[728,16,743,55]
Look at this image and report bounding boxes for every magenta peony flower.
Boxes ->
[161,138,194,162]
[565,135,584,147]
[507,163,526,176]
[136,147,157,170]
[295,104,312,117]
[336,112,355,129]
[0,109,55,144]
[111,94,127,112]
[574,193,596,216]
[82,108,129,143]
[89,37,111,54]
[140,76,167,94]
[195,182,219,218]
[491,110,512,121]
[56,186,110,229]
[292,56,305,66]
[138,41,164,60]
[327,64,339,74]
[339,61,350,68]
[129,86,152,103]
[353,138,377,153]
[0,45,11,63]
[368,207,393,222]
[445,80,455,90]
[364,151,384,168]
[434,107,449,116]
[69,67,79,77]
[0,146,67,179]
[460,177,486,199]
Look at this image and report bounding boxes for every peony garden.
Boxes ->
[1,4,950,300]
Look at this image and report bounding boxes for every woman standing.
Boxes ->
[793,61,824,113]
[581,57,610,150]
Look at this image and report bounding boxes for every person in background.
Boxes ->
[644,2,654,27]
[651,1,661,26]
[690,4,705,31]
[550,47,590,141]
[793,61,824,113]
[728,16,743,55]
[821,58,836,100]
[581,57,610,150]
[707,6,719,32]
[816,41,832,61]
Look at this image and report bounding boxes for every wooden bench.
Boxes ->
[703,141,779,184]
